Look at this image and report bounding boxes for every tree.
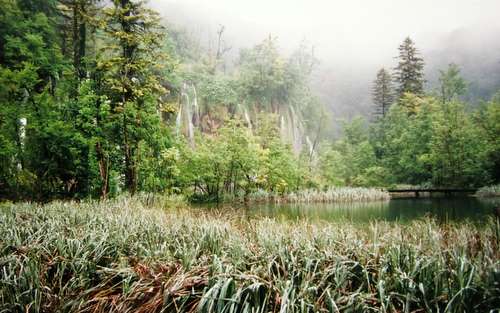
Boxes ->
[381,100,434,185]
[0,0,68,199]
[398,92,426,115]
[428,66,487,187]
[237,36,288,113]
[372,68,394,118]
[256,114,301,193]
[430,100,489,187]
[98,0,166,194]
[58,0,101,80]
[211,24,231,74]
[393,37,425,98]
[438,63,467,103]
[320,118,383,187]
[181,119,261,202]
[475,92,500,183]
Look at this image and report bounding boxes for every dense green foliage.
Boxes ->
[1,199,499,312]
[0,0,169,199]
[0,0,499,202]
[333,56,500,189]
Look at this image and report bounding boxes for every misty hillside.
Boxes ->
[313,28,500,122]
[152,0,500,121]
[426,28,500,103]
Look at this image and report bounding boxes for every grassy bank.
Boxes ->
[0,197,499,312]
[476,185,500,198]
[247,187,390,203]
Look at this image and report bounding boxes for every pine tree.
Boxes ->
[98,0,166,194]
[58,0,101,80]
[393,37,425,98]
[372,68,394,118]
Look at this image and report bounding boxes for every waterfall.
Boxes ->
[277,106,316,157]
[17,117,27,170]
[285,110,294,151]
[20,89,28,152]
[236,103,252,130]
[192,84,199,126]
[19,117,27,144]
[175,107,182,137]
[174,81,315,156]
[244,108,252,130]
[183,90,195,145]
[280,115,286,138]
[176,82,198,146]
[289,106,302,154]
[306,135,314,157]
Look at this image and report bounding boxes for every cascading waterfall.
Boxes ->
[244,109,252,130]
[174,82,315,157]
[19,89,28,158]
[175,107,182,136]
[278,105,316,158]
[280,115,286,139]
[289,106,303,154]
[184,91,195,145]
[236,103,253,131]
[19,117,27,145]
[17,117,27,170]
[176,82,198,146]
[280,109,293,151]
[305,135,315,158]
[192,85,199,126]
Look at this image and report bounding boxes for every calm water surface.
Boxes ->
[244,197,499,223]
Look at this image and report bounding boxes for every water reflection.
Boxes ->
[247,197,499,223]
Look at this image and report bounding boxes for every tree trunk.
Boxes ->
[77,1,86,79]
[95,142,109,199]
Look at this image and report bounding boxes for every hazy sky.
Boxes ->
[151,0,500,66]
[150,0,500,119]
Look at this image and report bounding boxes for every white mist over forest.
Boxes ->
[151,0,500,118]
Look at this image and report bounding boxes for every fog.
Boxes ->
[150,0,500,118]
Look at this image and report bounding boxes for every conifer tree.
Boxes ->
[372,68,394,118]
[98,0,166,194]
[393,37,425,98]
[58,0,101,79]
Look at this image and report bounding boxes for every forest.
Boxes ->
[1,1,500,312]
[0,0,498,202]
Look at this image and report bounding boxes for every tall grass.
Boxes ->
[0,197,499,312]
[476,185,500,197]
[248,187,390,203]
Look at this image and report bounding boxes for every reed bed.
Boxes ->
[476,185,500,197]
[0,197,499,312]
[248,187,390,203]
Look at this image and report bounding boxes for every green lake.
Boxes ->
[244,197,500,223]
